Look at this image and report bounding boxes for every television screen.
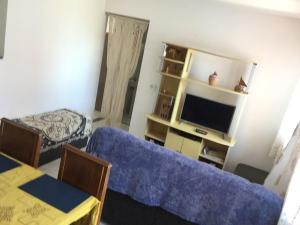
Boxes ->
[180,94,236,133]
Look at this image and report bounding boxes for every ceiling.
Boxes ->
[216,0,300,19]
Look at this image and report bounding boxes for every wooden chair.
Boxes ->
[0,118,42,168]
[58,144,112,222]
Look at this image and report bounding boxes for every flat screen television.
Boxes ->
[180,94,236,133]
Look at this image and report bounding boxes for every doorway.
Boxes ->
[94,13,149,130]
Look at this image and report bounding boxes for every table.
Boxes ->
[0,153,100,225]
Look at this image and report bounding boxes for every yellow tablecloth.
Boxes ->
[0,153,100,225]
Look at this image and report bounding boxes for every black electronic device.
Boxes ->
[195,128,208,135]
[181,94,236,133]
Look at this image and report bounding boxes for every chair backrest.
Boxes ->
[0,118,42,168]
[58,144,111,219]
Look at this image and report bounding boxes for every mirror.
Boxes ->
[0,0,8,59]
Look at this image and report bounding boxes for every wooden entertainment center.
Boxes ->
[145,42,256,169]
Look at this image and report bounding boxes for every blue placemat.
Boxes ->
[19,174,90,213]
[0,154,21,173]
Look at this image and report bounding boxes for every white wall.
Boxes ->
[216,0,300,18]
[106,0,300,171]
[0,0,106,118]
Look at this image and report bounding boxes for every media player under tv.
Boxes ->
[195,128,208,135]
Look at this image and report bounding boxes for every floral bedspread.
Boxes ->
[14,109,92,152]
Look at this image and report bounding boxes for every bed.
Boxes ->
[13,108,92,166]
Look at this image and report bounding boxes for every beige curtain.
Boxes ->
[269,80,300,162]
[277,160,300,225]
[101,15,148,127]
[264,123,300,197]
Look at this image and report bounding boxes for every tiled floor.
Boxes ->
[39,159,60,178]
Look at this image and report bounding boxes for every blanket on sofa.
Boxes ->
[87,127,283,225]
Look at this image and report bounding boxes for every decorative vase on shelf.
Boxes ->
[168,48,177,59]
[208,72,218,86]
[234,77,247,93]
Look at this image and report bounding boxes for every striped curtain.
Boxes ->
[101,15,148,127]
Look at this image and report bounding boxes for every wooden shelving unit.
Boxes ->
[147,114,235,147]
[145,42,256,170]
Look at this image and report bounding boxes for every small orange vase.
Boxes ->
[209,72,218,86]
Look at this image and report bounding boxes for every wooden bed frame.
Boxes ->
[0,118,42,168]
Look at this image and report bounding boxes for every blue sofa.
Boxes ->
[87,127,283,225]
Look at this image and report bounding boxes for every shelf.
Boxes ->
[145,132,165,143]
[184,77,247,96]
[163,41,256,64]
[158,92,176,98]
[164,57,185,64]
[147,114,236,147]
[199,154,224,165]
[161,72,182,79]
[172,121,236,147]
[147,114,171,127]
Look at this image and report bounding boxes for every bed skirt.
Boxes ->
[38,136,88,166]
